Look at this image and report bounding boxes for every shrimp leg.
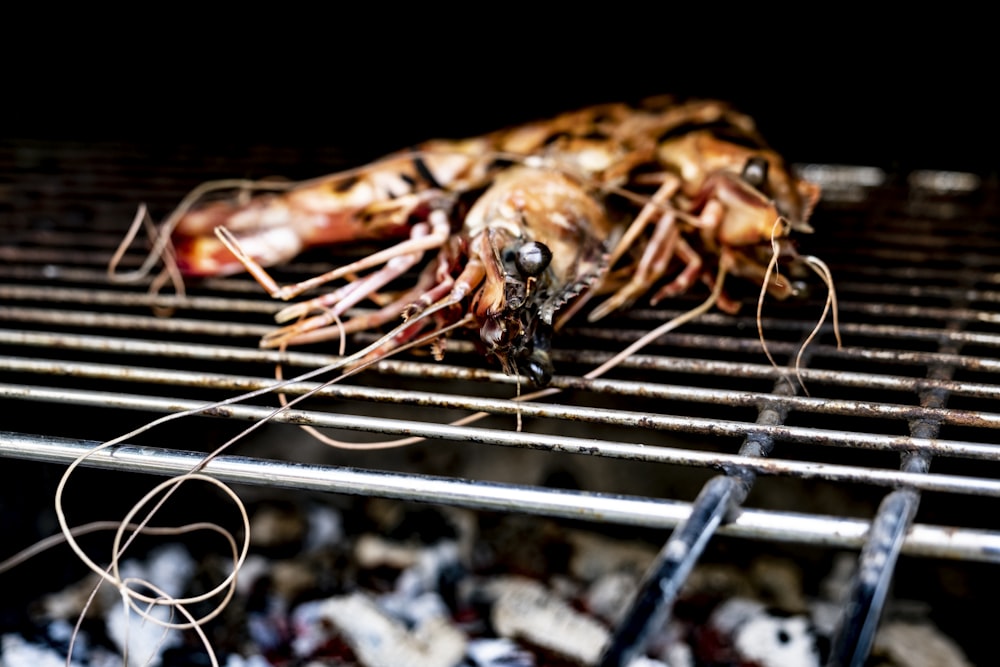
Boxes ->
[588,211,680,321]
[215,207,454,348]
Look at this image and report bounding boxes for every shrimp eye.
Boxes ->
[519,349,554,387]
[518,322,554,386]
[741,156,769,190]
[515,241,553,277]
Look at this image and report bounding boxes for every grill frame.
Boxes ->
[2,137,999,664]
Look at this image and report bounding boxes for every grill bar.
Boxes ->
[833,471,930,667]
[601,475,736,666]
[602,379,795,665]
[5,383,1000,495]
[828,267,969,666]
[3,138,1000,664]
[7,326,1000,398]
[3,431,997,562]
[832,489,920,667]
[0,285,281,314]
[9,278,1000,348]
[6,349,1000,430]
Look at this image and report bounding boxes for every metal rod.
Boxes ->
[0,307,273,337]
[576,319,1000,348]
[4,383,1000,495]
[599,475,735,666]
[828,490,917,667]
[601,369,794,664]
[3,431,998,562]
[0,285,279,314]
[6,327,1000,397]
[827,296,965,666]
[5,353,1000,430]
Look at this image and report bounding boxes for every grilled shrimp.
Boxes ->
[25,96,832,667]
[161,96,822,386]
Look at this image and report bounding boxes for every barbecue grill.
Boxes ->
[1,135,998,666]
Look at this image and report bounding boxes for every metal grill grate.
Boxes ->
[2,139,999,664]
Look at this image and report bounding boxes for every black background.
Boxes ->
[5,18,996,175]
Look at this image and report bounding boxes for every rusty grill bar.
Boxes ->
[2,139,999,664]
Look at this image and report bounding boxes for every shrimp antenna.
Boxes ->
[108,180,295,283]
[48,294,478,666]
[757,218,797,394]
[757,218,842,396]
[273,309,480,451]
[793,255,842,393]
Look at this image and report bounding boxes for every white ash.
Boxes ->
[549,573,584,601]
[464,638,535,666]
[319,592,467,667]
[104,594,176,665]
[732,613,820,667]
[708,598,779,638]
[808,599,841,641]
[623,657,671,667]
[37,573,107,621]
[105,544,196,667]
[267,558,319,601]
[233,554,272,598]
[7,500,980,666]
[1,622,114,667]
[584,570,639,625]
[650,640,694,667]
[137,543,195,600]
[819,552,857,604]
[246,606,284,654]
[639,615,693,667]
[367,538,461,627]
[290,536,464,660]
[873,621,974,667]
[250,504,308,548]
[380,591,453,630]
[303,503,343,552]
[43,619,75,646]
[223,653,273,667]
[482,576,610,665]
[2,633,84,667]
[709,598,821,667]
[355,533,425,570]
[566,531,656,581]
[2,623,121,667]
[289,598,329,658]
[398,541,461,596]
